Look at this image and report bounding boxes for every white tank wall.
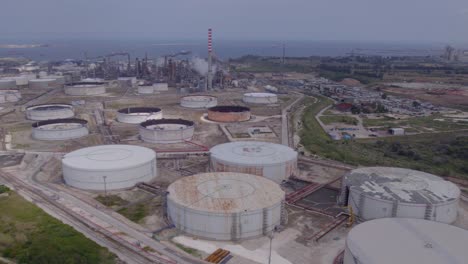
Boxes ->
[210,157,297,184]
[348,188,459,224]
[43,76,65,86]
[139,125,194,143]
[32,126,89,141]
[63,157,157,191]
[180,96,218,108]
[64,85,106,96]
[0,80,16,90]
[26,106,74,121]
[167,198,282,241]
[243,93,278,104]
[29,79,58,89]
[343,245,359,264]
[153,83,168,91]
[117,111,163,124]
[138,86,154,94]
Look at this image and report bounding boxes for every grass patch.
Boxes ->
[117,197,161,223]
[363,115,468,131]
[95,195,128,207]
[174,243,202,258]
[0,185,9,194]
[300,94,468,179]
[320,115,358,125]
[0,191,116,264]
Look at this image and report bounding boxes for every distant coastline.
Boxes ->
[0,44,49,49]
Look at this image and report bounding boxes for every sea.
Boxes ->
[0,37,446,61]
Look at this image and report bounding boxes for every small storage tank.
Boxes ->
[26,104,74,121]
[344,218,468,264]
[117,107,162,124]
[64,82,107,96]
[338,167,460,223]
[243,93,278,104]
[207,105,251,122]
[153,83,169,91]
[0,90,21,103]
[32,118,88,140]
[42,75,66,86]
[62,145,157,191]
[0,79,17,90]
[210,141,298,183]
[8,74,36,86]
[137,85,154,94]
[139,118,194,143]
[167,172,286,241]
[29,78,58,89]
[180,95,218,108]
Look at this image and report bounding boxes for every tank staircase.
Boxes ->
[308,214,349,242]
[262,208,269,235]
[424,204,434,220]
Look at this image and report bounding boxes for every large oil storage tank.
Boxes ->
[338,167,460,223]
[207,105,250,122]
[26,104,74,120]
[180,95,218,109]
[62,145,157,191]
[32,118,88,140]
[29,78,58,89]
[210,141,298,183]
[64,82,107,96]
[42,75,66,86]
[0,79,17,90]
[0,90,21,103]
[344,218,468,264]
[139,118,194,143]
[167,172,286,241]
[7,74,36,86]
[243,93,278,104]
[117,107,162,124]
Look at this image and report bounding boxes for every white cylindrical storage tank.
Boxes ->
[180,95,218,108]
[153,83,168,92]
[210,141,298,183]
[9,74,36,86]
[62,145,157,191]
[243,93,278,104]
[64,82,107,96]
[137,85,154,94]
[338,167,460,224]
[26,104,74,121]
[32,118,89,141]
[0,79,17,90]
[139,119,194,143]
[344,218,468,264]
[167,172,285,241]
[29,78,58,89]
[0,90,21,103]
[117,107,162,124]
[43,75,66,86]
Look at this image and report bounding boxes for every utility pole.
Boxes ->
[103,175,108,204]
[282,43,285,64]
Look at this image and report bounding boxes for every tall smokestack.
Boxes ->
[207,28,213,90]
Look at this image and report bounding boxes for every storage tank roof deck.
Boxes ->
[210,141,297,166]
[62,145,155,171]
[347,218,468,264]
[345,167,459,204]
[168,172,284,213]
[244,92,276,97]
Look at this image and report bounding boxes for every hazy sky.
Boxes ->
[1,0,468,43]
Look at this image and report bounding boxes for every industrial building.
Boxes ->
[338,167,460,223]
[0,79,16,89]
[389,127,405,135]
[344,218,468,264]
[210,141,298,183]
[167,172,286,241]
[26,104,74,121]
[62,145,157,191]
[32,118,89,140]
[243,92,278,104]
[117,107,162,124]
[139,118,194,143]
[29,78,58,89]
[0,90,21,103]
[64,82,107,96]
[180,95,218,108]
[207,105,251,122]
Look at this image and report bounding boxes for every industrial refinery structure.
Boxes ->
[62,145,157,191]
[139,118,194,143]
[166,172,286,241]
[344,218,468,264]
[210,141,298,183]
[338,167,460,223]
